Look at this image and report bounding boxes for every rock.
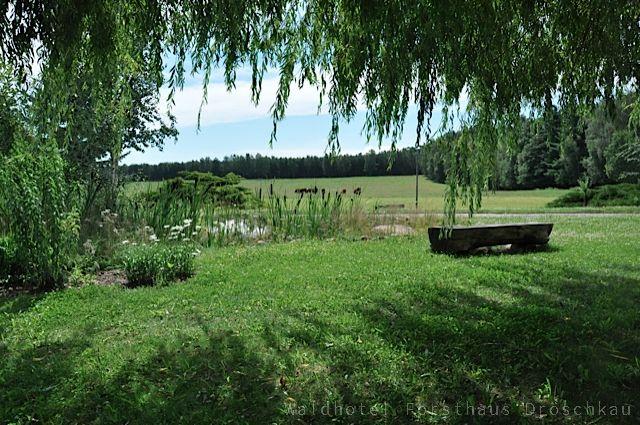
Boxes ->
[371,224,416,236]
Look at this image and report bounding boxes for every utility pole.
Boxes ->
[415,139,419,210]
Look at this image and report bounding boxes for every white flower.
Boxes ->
[163,225,170,229]
[149,234,158,242]
[122,240,130,245]
[183,218,193,225]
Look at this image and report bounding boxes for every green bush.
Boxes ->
[120,245,162,287]
[590,183,640,206]
[163,244,196,281]
[120,244,196,287]
[142,172,258,208]
[548,183,640,207]
[0,236,18,285]
[547,189,589,207]
[0,138,80,289]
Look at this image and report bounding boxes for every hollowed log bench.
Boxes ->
[428,223,553,254]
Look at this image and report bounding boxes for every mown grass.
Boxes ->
[1,216,639,423]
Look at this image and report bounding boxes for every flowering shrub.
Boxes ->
[120,243,197,287]
[168,218,193,241]
[163,244,197,281]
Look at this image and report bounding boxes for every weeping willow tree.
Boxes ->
[2,0,639,221]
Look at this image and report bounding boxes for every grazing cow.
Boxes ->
[353,187,362,195]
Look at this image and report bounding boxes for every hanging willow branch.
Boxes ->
[2,0,639,223]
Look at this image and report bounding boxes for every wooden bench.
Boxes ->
[428,223,553,254]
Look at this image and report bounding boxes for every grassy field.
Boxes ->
[127,175,571,212]
[2,215,639,423]
[242,176,571,212]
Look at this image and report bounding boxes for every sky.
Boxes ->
[123,67,461,165]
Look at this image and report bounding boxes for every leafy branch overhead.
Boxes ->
[2,0,639,219]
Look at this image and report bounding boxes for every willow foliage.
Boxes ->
[2,0,639,221]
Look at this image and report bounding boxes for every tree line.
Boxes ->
[423,93,639,189]
[121,148,420,181]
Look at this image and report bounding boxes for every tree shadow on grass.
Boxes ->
[1,262,638,424]
[352,264,640,423]
[2,326,288,424]
[246,257,640,423]
[0,323,98,422]
[445,244,560,258]
[0,293,44,318]
[104,331,287,423]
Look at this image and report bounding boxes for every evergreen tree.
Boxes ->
[605,130,640,183]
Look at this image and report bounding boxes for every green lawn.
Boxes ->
[1,216,639,423]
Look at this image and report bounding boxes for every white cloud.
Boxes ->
[162,78,330,128]
[161,74,469,132]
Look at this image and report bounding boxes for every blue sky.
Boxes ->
[123,67,460,165]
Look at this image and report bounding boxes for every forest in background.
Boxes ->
[424,93,639,189]
[123,94,639,189]
[121,148,418,181]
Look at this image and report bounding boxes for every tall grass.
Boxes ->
[259,185,354,240]
[114,180,431,249]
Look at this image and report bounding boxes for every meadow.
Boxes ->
[243,176,572,212]
[128,175,570,212]
[2,215,639,423]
